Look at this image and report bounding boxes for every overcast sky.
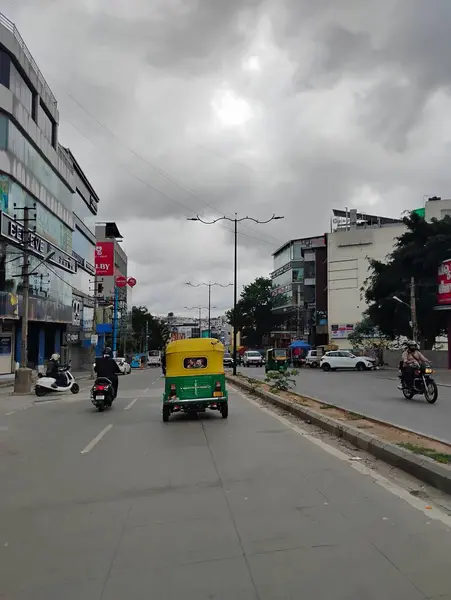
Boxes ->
[2,0,451,317]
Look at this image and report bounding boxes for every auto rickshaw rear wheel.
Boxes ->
[220,404,228,419]
[162,406,170,422]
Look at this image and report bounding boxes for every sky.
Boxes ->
[2,0,451,317]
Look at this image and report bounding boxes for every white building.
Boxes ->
[327,209,405,349]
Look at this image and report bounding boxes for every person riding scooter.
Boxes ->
[47,353,67,389]
[94,347,121,399]
[399,341,428,390]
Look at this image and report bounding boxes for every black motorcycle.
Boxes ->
[91,377,114,412]
[398,362,438,404]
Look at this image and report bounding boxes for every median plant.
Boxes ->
[265,369,298,392]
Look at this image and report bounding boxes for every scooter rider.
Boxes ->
[94,346,121,399]
[399,341,428,390]
[47,353,67,389]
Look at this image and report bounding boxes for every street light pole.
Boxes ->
[185,282,232,338]
[184,306,214,338]
[188,213,284,375]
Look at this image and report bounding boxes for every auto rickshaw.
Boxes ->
[265,348,289,373]
[162,338,228,422]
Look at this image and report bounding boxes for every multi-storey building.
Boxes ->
[270,235,328,347]
[0,13,77,372]
[327,209,405,349]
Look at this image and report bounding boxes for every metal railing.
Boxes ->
[0,12,57,107]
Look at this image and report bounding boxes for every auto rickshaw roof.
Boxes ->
[165,338,225,355]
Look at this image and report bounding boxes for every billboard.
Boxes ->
[95,241,114,276]
[330,324,355,339]
[437,258,451,305]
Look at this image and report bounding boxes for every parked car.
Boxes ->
[320,351,375,372]
[115,357,131,375]
[223,352,234,368]
[243,350,264,367]
[305,350,320,368]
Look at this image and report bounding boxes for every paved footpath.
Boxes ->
[1,369,451,598]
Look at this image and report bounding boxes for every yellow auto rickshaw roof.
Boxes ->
[165,338,225,355]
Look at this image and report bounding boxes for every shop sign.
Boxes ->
[0,211,77,274]
[330,324,354,339]
[95,241,114,276]
[437,258,451,305]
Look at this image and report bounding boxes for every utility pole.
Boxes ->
[90,274,98,379]
[410,276,419,345]
[14,205,34,394]
[145,318,149,355]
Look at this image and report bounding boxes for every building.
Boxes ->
[63,148,98,369]
[94,223,128,354]
[0,13,78,372]
[270,235,328,347]
[327,209,405,349]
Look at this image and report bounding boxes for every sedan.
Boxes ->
[115,358,132,375]
[223,353,234,368]
[320,351,375,372]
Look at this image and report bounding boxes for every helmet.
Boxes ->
[103,346,112,357]
[50,353,60,361]
[407,340,417,350]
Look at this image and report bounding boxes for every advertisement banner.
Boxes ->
[95,241,114,276]
[437,258,451,305]
[330,324,355,339]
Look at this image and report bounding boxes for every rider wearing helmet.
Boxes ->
[399,341,428,390]
[94,346,121,399]
[46,353,66,388]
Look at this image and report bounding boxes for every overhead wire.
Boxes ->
[63,91,281,247]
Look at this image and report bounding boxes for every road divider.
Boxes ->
[80,424,113,454]
[227,374,451,495]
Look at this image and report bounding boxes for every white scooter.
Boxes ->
[35,366,80,397]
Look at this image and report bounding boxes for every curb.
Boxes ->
[227,375,451,495]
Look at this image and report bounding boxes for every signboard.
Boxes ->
[437,259,451,305]
[115,275,127,287]
[330,324,355,339]
[299,236,326,249]
[90,334,98,346]
[127,277,137,287]
[94,241,114,276]
[0,212,77,274]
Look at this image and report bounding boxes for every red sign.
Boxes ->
[115,275,127,288]
[437,259,451,305]
[95,242,114,276]
[127,277,137,287]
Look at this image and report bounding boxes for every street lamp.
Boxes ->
[184,306,217,337]
[392,293,418,344]
[186,282,232,336]
[188,213,283,374]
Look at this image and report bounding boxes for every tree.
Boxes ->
[131,306,170,352]
[226,277,279,347]
[364,212,451,348]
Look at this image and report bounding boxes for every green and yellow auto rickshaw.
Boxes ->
[162,338,228,422]
[265,348,289,373]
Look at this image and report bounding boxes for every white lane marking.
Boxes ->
[230,384,451,528]
[124,398,138,411]
[5,411,14,416]
[80,424,113,454]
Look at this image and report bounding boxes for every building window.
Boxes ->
[38,102,53,144]
[7,120,73,213]
[273,246,291,269]
[10,63,33,115]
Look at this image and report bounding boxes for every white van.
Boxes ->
[147,350,161,367]
[243,350,263,367]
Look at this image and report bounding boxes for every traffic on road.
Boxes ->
[2,368,451,598]
[238,365,451,443]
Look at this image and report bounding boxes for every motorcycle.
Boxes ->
[398,361,438,404]
[35,366,80,397]
[91,377,115,412]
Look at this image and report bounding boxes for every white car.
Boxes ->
[320,351,374,372]
[243,350,264,367]
[115,358,131,375]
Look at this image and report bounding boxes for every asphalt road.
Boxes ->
[2,369,451,598]
[239,365,451,443]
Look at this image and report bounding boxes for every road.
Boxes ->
[239,365,451,443]
[2,369,451,598]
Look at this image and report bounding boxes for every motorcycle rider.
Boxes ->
[94,346,121,399]
[47,353,67,389]
[399,341,428,390]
